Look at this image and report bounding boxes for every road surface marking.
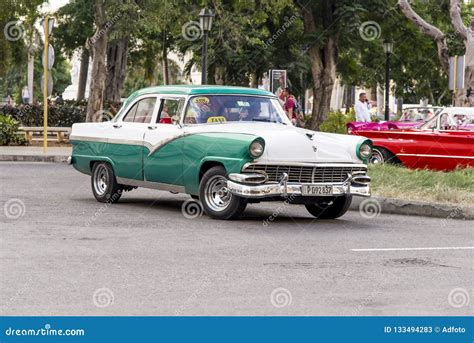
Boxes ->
[351,247,474,252]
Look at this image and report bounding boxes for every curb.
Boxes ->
[350,196,474,220]
[0,154,68,163]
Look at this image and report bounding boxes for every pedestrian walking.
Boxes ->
[355,92,371,122]
[283,87,297,125]
[22,86,30,104]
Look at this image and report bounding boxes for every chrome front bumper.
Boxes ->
[227,172,371,198]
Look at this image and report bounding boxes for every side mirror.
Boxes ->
[171,115,182,128]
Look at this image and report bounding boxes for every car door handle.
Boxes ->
[113,124,122,128]
[148,125,157,130]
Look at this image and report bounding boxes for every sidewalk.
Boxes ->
[0,146,71,163]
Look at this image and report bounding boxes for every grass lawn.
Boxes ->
[368,164,474,205]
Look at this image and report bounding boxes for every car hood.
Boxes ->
[185,122,367,164]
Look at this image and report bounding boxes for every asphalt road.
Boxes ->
[0,162,472,316]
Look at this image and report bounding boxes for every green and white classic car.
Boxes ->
[69,85,372,220]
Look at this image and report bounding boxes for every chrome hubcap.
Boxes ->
[93,165,108,196]
[370,150,384,164]
[204,175,232,212]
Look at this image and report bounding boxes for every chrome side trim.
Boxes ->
[116,177,185,193]
[397,153,474,159]
[147,132,194,156]
[69,135,144,147]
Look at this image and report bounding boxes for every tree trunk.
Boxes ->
[105,37,128,103]
[162,48,169,85]
[454,29,474,106]
[214,66,225,85]
[398,0,449,72]
[86,0,108,122]
[307,38,337,130]
[449,1,473,106]
[300,2,338,131]
[77,47,89,101]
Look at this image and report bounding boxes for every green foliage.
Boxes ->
[0,100,122,127]
[0,114,27,145]
[319,109,356,134]
[54,0,94,56]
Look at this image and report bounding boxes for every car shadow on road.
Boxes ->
[73,196,369,229]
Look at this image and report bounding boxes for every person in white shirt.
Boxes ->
[354,92,371,122]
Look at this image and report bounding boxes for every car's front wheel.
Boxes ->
[199,166,247,220]
[370,147,400,165]
[91,162,123,203]
[305,196,352,219]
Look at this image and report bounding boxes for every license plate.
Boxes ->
[301,185,333,196]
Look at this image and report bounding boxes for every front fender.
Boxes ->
[181,133,261,194]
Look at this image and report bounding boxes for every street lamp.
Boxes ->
[383,40,393,121]
[199,8,214,85]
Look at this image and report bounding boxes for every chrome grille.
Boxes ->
[243,164,367,183]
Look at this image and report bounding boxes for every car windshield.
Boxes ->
[399,107,441,122]
[420,111,474,130]
[183,95,291,125]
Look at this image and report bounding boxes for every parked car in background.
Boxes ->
[349,107,474,171]
[346,106,442,134]
[69,85,373,220]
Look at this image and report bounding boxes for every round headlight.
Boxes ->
[249,141,264,158]
[359,143,372,159]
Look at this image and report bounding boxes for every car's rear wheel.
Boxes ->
[199,166,247,220]
[91,162,122,203]
[305,196,352,219]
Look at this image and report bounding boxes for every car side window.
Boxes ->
[157,98,184,124]
[122,102,139,122]
[122,97,156,123]
[439,113,449,130]
[134,98,156,123]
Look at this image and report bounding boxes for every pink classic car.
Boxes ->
[347,106,442,133]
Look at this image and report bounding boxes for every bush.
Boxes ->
[0,114,27,145]
[319,109,356,134]
[0,100,122,127]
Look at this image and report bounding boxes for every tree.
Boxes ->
[86,0,109,122]
[399,0,473,106]
[297,1,368,130]
[104,0,140,102]
[55,0,94,100]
